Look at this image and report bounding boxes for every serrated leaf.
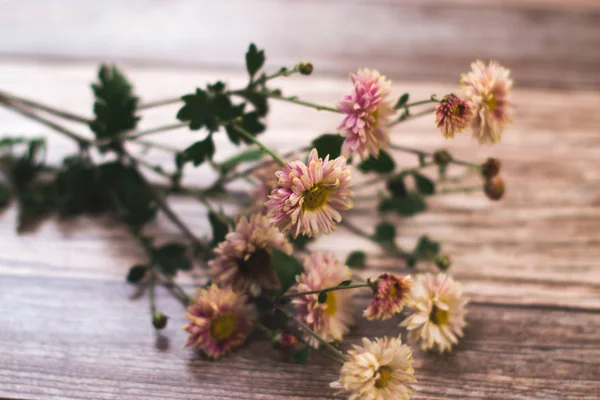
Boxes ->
[179,135,215,167]
[153,243,192,277]
[293,346,310,364]
[208,211,229,247]
[358,150,395,174]
[372,222,396,244]
[412,172,435,195]
[414,235,440,261]
[386,174,407,197]
[245,43,266,80]
[311,134,345,159]
[272,249,304,295]
[378,192,427,217]
[318,291,328,304]
[346,251,366,269]
[89,65,140,139]
[225,111,266,145]
[394,93,410,109]
[127,264,148,283]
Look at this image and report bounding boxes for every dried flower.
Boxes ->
[266,149,354,238]
[330,336,416,400]
[337,68,394,160]
[290,252,355,346]
[461,60,513,145]
[184,284,254,359]
[209,214,292,296]
[400,273,467,353]
[435,94,474,139]
[363,274,413,320]
[484,175,505,200]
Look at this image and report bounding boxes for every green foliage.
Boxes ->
[394,93,410,109]
[338,280,352,287]
[311,134,344,159]
[293,346,310,364]
[177,89,240,133]
[290,233,315,250]
[372,222,396,244]
[378,192,427,217]
[386,174,407,197]
[358,150,395,174]
[346,251,366,269]
[412,171,436,195]
[318,291,328,304]
[127,264,148,283]
[245,43,266,81]
[0,182,11,209]
[208,211,229,247]
[178,134,215,167]
[153,243,192,277]
[413,235,441,261]
[89,65,140,139]
[271,249,304,294]
[225,111,266,145]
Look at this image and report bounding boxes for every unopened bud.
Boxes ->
[481,158,501,179]
[297,62,314,76]
[435,255,451,271]
[484,176,505,201]
[152,312,168,330]
[433,150,453,165]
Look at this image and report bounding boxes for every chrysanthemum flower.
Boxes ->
[435,94,474,139]
[251,161,280,212]
[336,68,394,160]
[330,336,416,400]
[290,252,355,346]
[184,284,254,359]
[209,214,293,296]
[266,149,354,238]
[400,273,467,353]
[363,274,413,320]
[461,60,513,145]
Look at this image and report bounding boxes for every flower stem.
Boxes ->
[125,122,188,140]
[438,185,482,195]
[404,98,439,108]
[263,92,341,114]
[388,143,481,169]
[138,97,182,111]
[340,219,411,260]
[388,107,436,127]
[148,270,158,315]
[0,89,91,124]
[230,124,286,166]
[280,283,371,299]
[276,308,346,362]
[163,279,194,307]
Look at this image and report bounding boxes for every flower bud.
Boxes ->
[481,157,501,179]
[152,312,168,330]
[433,150,453,166]
[484,176,505,201]
[435,255,451,271]
[297,62,314,76]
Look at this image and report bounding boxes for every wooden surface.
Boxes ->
[1,1,600,399]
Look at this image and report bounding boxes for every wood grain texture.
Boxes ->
[0,0,599,89]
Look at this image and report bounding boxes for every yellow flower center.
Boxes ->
[429,304,450,326]
[325,291,337,316]
[370,107,380,129]
[451,102,466,116]
[302,183,329,211]
[387,284,397,298]
[374,366,393,389]
[485,96,497,112]
[210,313,239,341]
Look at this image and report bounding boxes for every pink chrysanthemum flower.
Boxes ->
[266,149,354,238]
[183,284,254,359]
[251,161,280,213]
[330,336,416,400]
[460,60,513,145]
[209,214,293,296]
[336,68,395,160]
[290,252,355,346]
[435,94,474,139]
[400,273,468,353]
[363,274,413,320]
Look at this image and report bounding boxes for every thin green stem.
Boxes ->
[276,308,346,362]
[388,144,481,169]
[438,185,482,195]
[280,283,370,299]
[388,107,436,127]
[404,98,439,108]
[263,92,341,114]
[148,270,157,315]
[125,122,188,140]
[135,139,181,153]
[230,124,285,166]
[128,153,173,180]
[0,89,91,124]
[340,219,411,260]
[163,279,194,307]
[138,97,181,111]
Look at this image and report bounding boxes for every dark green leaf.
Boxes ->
[338,280,352,287]
[177,89,210,130]
[378,192,427,217]
[414,235,440,261]
[293,346,310,364]
[386,174,407,197]
[245,43,266,80]
[358,150,395,174]
[394,93,410,109]
[290,233,315,250]
[271,249,304,294]
[208,211,229,247]
[412,172,435,195]
[207,81,226,94]
[127,264,148,283]
[0,182,11,209]
[240,91,269,117]
[225,111,266,145]
[346,251,366,269]
[153,243,192,276]
[311,134,344,159]
[219,148,264,173]
[179,135,215,167]
[318,291,328,304]
[372,222,396,244]
[89,65,140,139]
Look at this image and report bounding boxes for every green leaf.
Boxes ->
[225,111,266,145]
[271,249,304,295]
[179,135,215,167]
[386,174,407,197]
[311,134,345,159]
[245,43,266,80]
[0,182,11,209]
[290,233,315,250]
[346,251,366,269]
[317,291,328,304]
[394,93,410,109]
[153,243,192,276]
[372,222,396,244]
[127,264,148,283]
[293,346,310,364]
[414,235,440,261]
[176,89,239,133]
[89,65,140,139]
[378,192,427,217]
[338,280,352,287]
[358,150,395,174]
[219,148,264,173]
[208,211,229,247]
[412,172,436,195]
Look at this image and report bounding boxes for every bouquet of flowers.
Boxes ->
[0,43,512,399]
